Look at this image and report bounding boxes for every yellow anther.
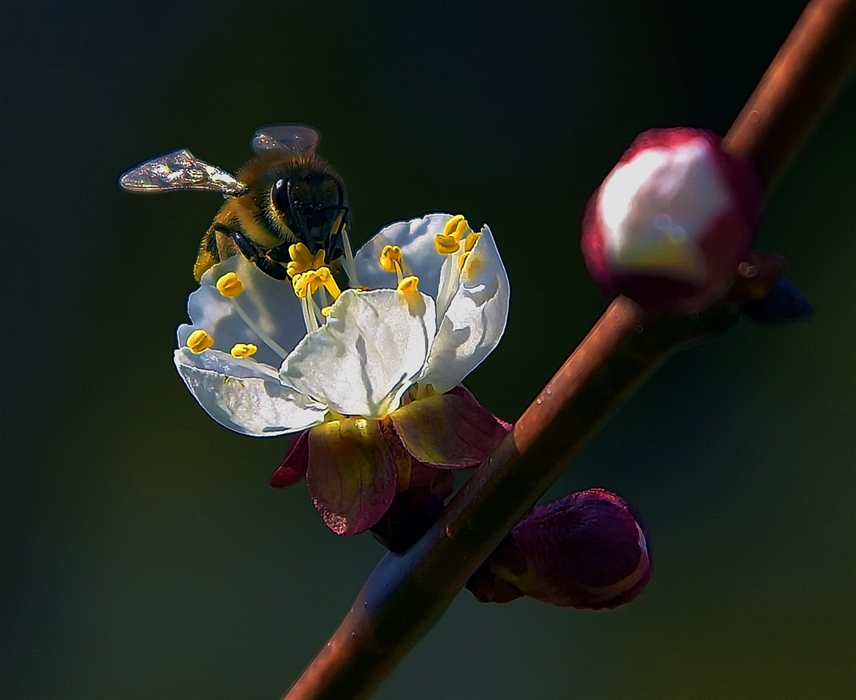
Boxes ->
[434,233,460,255]
[442,214,470,242]
[315,266,341,300]
[443,214,465,237]
[379,245,404,273]
[287,242,326,278]
[458,251,471,272]
[308,271,325,295]
[452,217,470,241]
[397,275,420,301]
[292,271,311,299]
[230,343,258,358]
[186,329,214,354]
[464,231,481,252]
[216,272,243,297]
[321,306,332,317]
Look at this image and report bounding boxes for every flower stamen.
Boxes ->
[314,266,341,301]
[397,276,424,313]
[458,251,471,272]
[292,267,340,333]
[410,382,437,400]
[435,215,472,256]
[216,272,243,297]
[451,218,470,241]
[443,214,466,239]
[379,244,411,283]
[225,283,289,360]
[340,224,361,287]
[434,234,459,255]
[186,329,214,354]
[287,243,326,278]
[230,342,258,358]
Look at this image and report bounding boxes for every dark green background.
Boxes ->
[2,1,854,698]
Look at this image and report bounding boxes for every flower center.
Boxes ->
[286,243,326,278]
[184,215,464,364]
[291,266,342,333]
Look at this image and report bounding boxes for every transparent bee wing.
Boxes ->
[119,149,248,196]
[252,124,319,157]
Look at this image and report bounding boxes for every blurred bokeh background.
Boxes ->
[1,1,854,698]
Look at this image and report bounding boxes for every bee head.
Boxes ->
[271,174,348,259]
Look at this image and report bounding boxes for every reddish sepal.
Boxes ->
[306,419,398,536]
[391,392,510,469]
[269,430,309,488]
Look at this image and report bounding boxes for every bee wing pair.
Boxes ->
[119,124,320,197]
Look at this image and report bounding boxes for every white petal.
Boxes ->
[174,347,327,436]
[420,224,510,393]
[600,138,727,281]
[177,255,306,368]
[353,213,456,300]
[280,288,436,418]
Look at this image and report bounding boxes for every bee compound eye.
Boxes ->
[271,178,291,214]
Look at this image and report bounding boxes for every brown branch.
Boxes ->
[283,2,856,698]
[726,0,856,193]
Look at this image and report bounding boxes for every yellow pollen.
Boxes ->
[230,342,258,358]
[443,214,465,237]
[216,272,243,297]
[434,233,460,255]
[314,266,341,300]
[293,267,339,302]
[397,275,420,302]
[452,218,469,241]
[186,329,214,354]
[458,251,471,272]
[292,271,311,299]
[379,245,404,273]
[321,306,332,317]
[287,243,326,278]
[464,231,481,252]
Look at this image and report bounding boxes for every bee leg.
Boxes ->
[253,253,289,280]
[215,224,289,281]
[194,227,222,282]
[266,244,292,263]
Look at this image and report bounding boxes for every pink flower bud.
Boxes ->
[468,488,652,610]
[582,128,763,313]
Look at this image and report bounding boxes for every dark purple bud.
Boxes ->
[467,488,652,610]
[743,276,814,325]
[371,464,455,553]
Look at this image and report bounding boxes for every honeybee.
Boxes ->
[120,125,349,281]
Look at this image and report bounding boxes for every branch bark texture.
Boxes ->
[284,2,856,697]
